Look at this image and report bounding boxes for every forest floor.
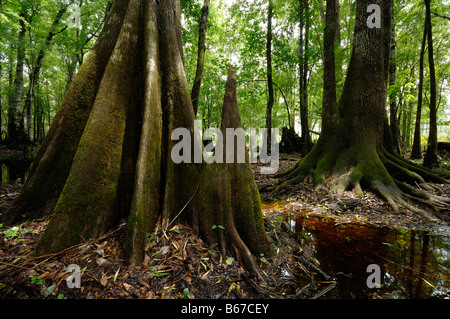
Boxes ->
[0,151,449,300]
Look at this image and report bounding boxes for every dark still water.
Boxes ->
[295,216,450,299]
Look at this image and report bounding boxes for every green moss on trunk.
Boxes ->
[34,0,142,255]
[126,0,162,265]
[1,0,131,226]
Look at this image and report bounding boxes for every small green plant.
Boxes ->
[3,226,20,238]
[148,265,169,277]
[145,233,156,250]
[212,225,225,230]
[208,250,216,257]
[259,253,269,264]
[31,275,43,285]
[169,226,180,234]
[2,224,33,239]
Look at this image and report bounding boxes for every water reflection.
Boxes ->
[295,216,450,299]
[0,156,33,184]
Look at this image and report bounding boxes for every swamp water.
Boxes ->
[262,200,450,298]
[294,215,450,299]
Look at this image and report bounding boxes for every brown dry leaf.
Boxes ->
[24,269,39,277]
[160,246,170,255]
[100,273,109,286]
[100,277,108,286]
[96,257,108,266]
[123,282,132,291]
[143,254,150,268]
[45,262,60,269]
[95,241,108,250]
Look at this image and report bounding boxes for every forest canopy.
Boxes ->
[0,0,449,147]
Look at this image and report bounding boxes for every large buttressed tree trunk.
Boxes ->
[2,0,132,225]
[275,0,449,220]
[1,0,269,275]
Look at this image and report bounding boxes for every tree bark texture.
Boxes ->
[191,0,210,116]
[273,0,449,221]
[265,0,274,154]
[2,0,131,224]
[2,0,269,276]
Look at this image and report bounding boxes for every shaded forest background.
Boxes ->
[0,0,449,301]
[0,0,449,158]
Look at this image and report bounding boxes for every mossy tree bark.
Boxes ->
[2,0,269,276]
[274,0,449,221]
[1,0,131,225]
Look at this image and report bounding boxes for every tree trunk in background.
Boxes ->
[321,0,340,134]
[191,0,210,116]
[274,0,449,221]
[299,0,313,156]
[7,12,28,146]
[24,5,68,140]
[265,0,274,154]
[300,0,313,156]
[423,0,438,168]
[411,19,427,160]
[0,62,2,141]
[388,18,400,152]
[2,0,269,276]
[2,0,131,225]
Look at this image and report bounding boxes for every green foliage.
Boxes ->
[30,275,43,285]
[0,0,110,137]
[180,0,450,145]
[225,257,234,265]
[1,0,449,146]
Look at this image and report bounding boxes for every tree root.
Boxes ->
[268,147,449,224]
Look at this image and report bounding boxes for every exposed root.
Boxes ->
[268,147,449,224]
[225,219,265,281]
[329,166,364,197]
[369,179,442,223]
[382,147,449,183]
